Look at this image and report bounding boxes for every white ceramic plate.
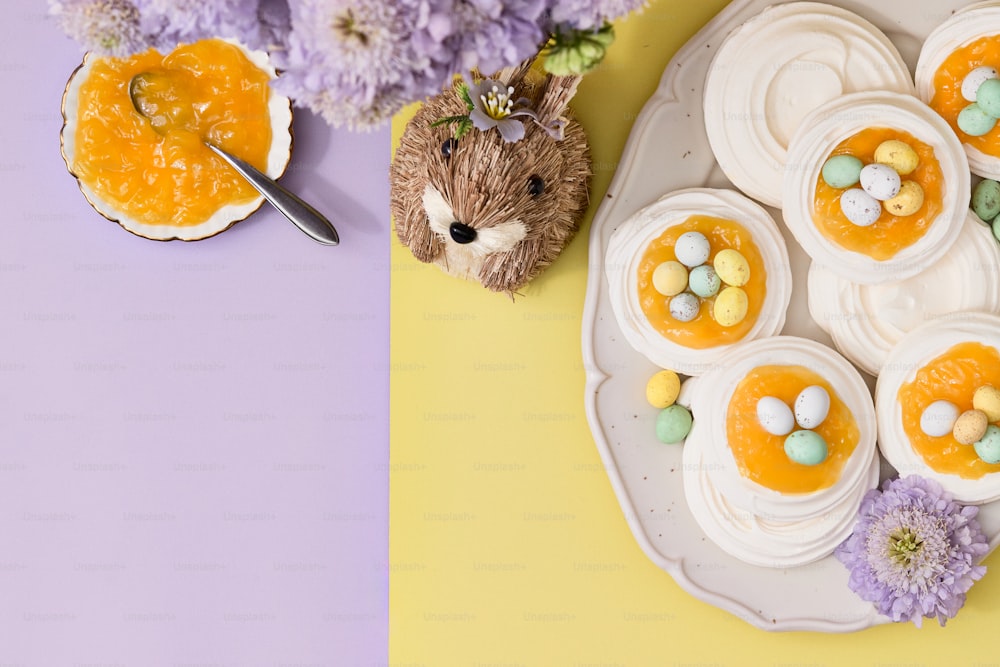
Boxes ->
[582,0,1000,632]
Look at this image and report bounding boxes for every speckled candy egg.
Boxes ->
[687,264,721,298]
[794,385,830,429]
[963,66,1000,102]
[668,292,700,323]
[973,179,1000,222]
[783,430,828,466]
[859,163,901,201]
[646,369,681,409]
[953,409,989,445]
[957,103,997,137]
[656,404,692,444]
[712,286,748,327]
[821,154,863,188]
[884,181,924,217]
[975,425,1000,464]
[756,396,795,437]
[873,140,919,176]
[977,77,1000,117]
[652,260,688,296]
[840,188,882,227]
[712,248,750,287]
[674,231,711,268]
[973,384,1000,422]
[919,399,960,437]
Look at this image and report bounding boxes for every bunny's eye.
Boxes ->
[527,174,545,197]
[441,138,458,158]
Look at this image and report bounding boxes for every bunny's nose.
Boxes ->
[449,221,477,244]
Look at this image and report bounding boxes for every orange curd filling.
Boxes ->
[71,38,273,227]
[812,127,943,261]
[899,342,1000,479]
[726,365,859,494]
[636,215,766,349]
[931,34,1000,155]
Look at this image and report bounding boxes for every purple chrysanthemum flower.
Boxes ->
[834,475,989,627]
[49,0,150,56]
[133,0,272,51]
[545,0,647,31]
[274,0,433,130]
[413,0,547,80]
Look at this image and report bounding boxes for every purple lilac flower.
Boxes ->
[49,0,150,56]
[545,0,647,31]
[834,475,989,627]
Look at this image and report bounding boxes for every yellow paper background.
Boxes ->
[390,0,1000,663]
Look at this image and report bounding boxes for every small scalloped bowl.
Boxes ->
[782,91,970,285]
[604,187,792,376]
[60,38,292,241]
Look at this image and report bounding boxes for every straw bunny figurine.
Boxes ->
[390,60,592,295]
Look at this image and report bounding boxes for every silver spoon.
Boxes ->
[128,72,339,246]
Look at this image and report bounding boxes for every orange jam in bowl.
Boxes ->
[812,127,944,261]
[899,342,1000,479]
[726,365,859,494]
[61,38,290,238]
[930,35,1000,156]
[636,215,766,350]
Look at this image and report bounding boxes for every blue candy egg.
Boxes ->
[656,404,693,444]
[821,154,863,188]
[783,430,828,466]
[973,178,1000,222]
[977,78,1000,117]
[958,103,998,137]
[974,425,1000,464]
[688,264,721,298]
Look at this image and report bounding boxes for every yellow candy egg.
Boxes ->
[713,248,750,287]
[713,286,748,327]
[652,261,688,296]
[645,369,681,409]
[874,139,920,176]
[954,409,989,445]
[973,385,1000,422]
[883,180,924,217]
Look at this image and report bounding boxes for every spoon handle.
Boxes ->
[206,144,340,246]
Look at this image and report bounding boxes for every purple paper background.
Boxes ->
[0,7,389,665]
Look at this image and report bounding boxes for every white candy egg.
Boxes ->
[963,66,1000,102]
[920,400,960,438]
[794,385,830,429]
[859,163,901,201]
[840,188,882,227]
[668,292,700,322]
[756,396,795,437]
[674,232,711,268]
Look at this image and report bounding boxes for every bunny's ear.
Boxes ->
[534,74,583,130]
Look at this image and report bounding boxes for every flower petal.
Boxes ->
[496,118,525,143]
[469,107,497,131]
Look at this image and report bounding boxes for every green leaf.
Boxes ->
[430,114,470,128]
[454,117,473,139]
[458,83,474,111]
